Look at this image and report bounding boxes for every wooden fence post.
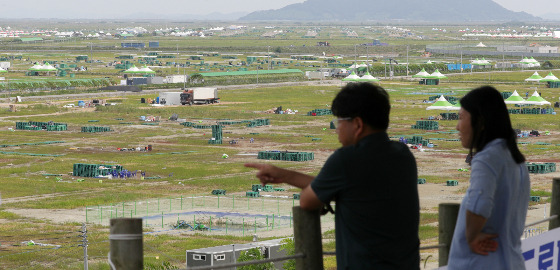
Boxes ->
[110,218,143,269]
[293,206,323,270]
[438,203,460,267]
[549,178,560,230]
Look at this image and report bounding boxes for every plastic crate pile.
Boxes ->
[81,126,112,133]
[526,163,556,174]
[508,108,555,115]
[208,125,223,144]
[412,120,439,130]
[73,163,124,177]
[16,121,67,131]
[440,113,459,120]
[406,136,431,146]
[244,119,269,127]
[246,184,285,197]
[212,189,226,195]
[307,109,332,116]
[257,151,314,162]
[180,122,214,129]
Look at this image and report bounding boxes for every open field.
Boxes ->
[0,79,558,269]
[1,20,560,269]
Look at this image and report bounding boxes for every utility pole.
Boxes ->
[78,223,88,270]
[406,45,409,77]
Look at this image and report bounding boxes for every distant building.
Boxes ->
[121,42,145,48]
[497,45,558,54]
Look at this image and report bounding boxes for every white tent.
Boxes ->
[357,71,380,82]
[412,68,430,78]
[476,42,487,47]
[429,69,447,79]
[525,72,543,82]
[426,95,455,110]
[525,91,551,105]
[504,90,526,104]
[342,71,360,81]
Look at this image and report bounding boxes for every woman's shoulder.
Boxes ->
[474,139,509,163]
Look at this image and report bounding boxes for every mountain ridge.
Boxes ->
[240,0,541,22]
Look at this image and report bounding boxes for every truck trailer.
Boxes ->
[180,87,219,105]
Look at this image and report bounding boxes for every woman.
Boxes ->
[448,86,530,269]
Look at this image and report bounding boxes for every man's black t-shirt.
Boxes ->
[311,132,420,269]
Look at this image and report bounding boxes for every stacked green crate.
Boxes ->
[257,151,314,161]
[527,163,556,174]
[81,126,112,133]
[307,109,332,116]
[73,163,123,177]
[252,184,263,192]
[211,189,226,195]
[440,113,458,120]
[246,191,260,197]
[446,180,459,186]
[246,119,270,127]
[208,125,223,144]
[262,184,274,192]
[217,120,243,125]
[411,120,439,130]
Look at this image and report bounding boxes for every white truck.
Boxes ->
[180,87,219,105]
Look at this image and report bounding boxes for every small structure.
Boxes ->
[186,239,288,270]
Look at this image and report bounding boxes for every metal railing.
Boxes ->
[109,177,560,269]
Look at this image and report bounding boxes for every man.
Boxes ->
[245,82,420,269]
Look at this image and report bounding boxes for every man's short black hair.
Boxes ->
[331,82,390,130]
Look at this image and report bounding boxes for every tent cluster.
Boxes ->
[123,65,156,74]
[342,70,380,82]
[28,62,57,72]
[412,68,448,79]
[505,90,550,105]
[519,57,540,67]
[471,58,491,66]
[524,72,560,83]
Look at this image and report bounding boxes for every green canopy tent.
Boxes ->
[357,71,380,82]
[524,72,543,82]
[526,91,551,106]
[412,68,430,78]
[426,95,456,110]
[342,71,360,82]
[429,69,447,79]
[123,65,141,74]
[504,90,526,105]
[540,72,560,88]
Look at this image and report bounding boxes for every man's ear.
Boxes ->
[353,117,365,137]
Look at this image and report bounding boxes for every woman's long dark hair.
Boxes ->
[460,86,525,164]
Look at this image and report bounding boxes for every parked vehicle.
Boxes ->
[180,87,219,105]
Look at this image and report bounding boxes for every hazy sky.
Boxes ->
[0,0,558,19]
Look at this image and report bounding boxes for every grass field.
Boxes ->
[0,79,558,269]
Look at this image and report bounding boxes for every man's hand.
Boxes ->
[468,232,498,255]
[244,163,283,185]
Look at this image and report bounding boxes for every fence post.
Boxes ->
[110,218,143,269]
[549,178,560,230]
[438,203,460,267]
[293,206,323,270]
